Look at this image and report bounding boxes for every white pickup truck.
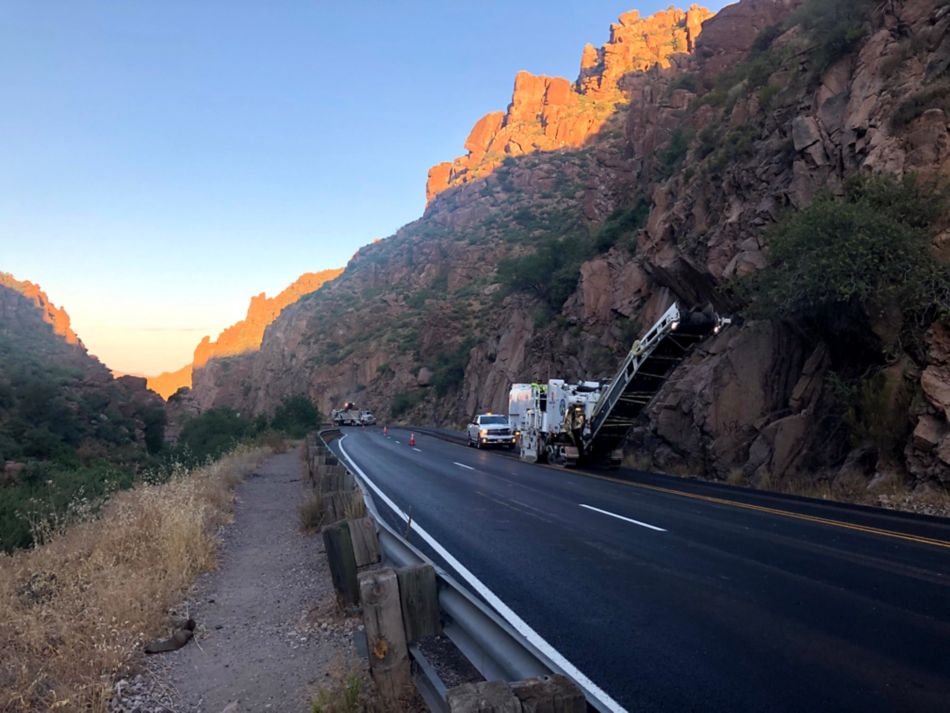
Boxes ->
[467,414,516,449]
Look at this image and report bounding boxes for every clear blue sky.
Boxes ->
[0,1,730,374]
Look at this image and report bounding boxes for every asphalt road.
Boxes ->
[330,426,950,712]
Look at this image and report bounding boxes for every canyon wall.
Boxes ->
[147,268,342,399]
[191,0,950,501]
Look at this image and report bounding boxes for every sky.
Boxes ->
[0,0,731,375]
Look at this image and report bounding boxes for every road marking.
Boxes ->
[426,431,950,551]
[580,504,666,532]
[568,471,950,550]
[394,440,401,444]
[337,436,626,713]
[413,447,423,453]
[453,462,475,471]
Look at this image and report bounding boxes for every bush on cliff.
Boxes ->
[748,173,948,312]
[496,236,590,311]
[745,173,949,333]
[792,0,875,72]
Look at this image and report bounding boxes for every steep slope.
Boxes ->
[192,0,950,502]
[0,273,164,465]
[147,268,342,398]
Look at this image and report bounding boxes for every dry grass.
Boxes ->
[343,490,366,520]
[0,446,267,712]
[311,670,369,713]
[725,467,746,486]
[622,451,653,471]
[299,491,327,533]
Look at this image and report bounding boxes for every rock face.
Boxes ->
[147,269,342,399]
[425,5,713,202]
[0,272,80,346]
[192,0,950,499]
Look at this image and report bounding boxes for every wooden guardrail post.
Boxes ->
[510,675,586,712]
[359,568,412,708]
[446,675,585,713]
[321,491,349,522]
[446,681,521,712]
[318,464,349,492]
[349,516,380,568]
[322,520,360,607]
[396,563,441,642]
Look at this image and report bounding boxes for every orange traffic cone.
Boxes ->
[409,433,416,447]
[383,426,388,437]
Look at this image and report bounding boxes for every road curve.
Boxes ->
[330,426,950,712]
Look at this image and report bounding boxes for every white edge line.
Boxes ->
[338,435,626,713]
[413,447,423,453]
[579,504,666,532]
[453,461,475,471]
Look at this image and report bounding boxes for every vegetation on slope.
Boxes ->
[743,174,950,329]
[742,174,949,461]
[0,446,267,711]
[0,395,321,552]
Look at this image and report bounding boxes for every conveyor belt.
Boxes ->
[585,303,726,460]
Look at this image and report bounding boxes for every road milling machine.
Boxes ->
[508,303,729,467]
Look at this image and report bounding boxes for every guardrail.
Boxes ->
[308,428,602,713]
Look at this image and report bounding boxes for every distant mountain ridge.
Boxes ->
[0,272,81,346]
[147,268,342,398]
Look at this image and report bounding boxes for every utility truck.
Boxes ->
[331,402,363,427]
[509,302,729,467]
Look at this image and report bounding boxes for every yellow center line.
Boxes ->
[563,467,950,551]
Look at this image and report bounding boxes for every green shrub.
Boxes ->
[390,391,423,419]
[695,123,720,160]
[496,237,589,311]
[670,72,699,93]
[270,395,321,438]
[743,174,950,327]
[891,81,950,130]
[657,127,693,178]
[750,24,783,55]
[0,460,132,551]
[792,0,874,72]
[594,200,649,252]
[431,339,475,396]
[177,408,253,462]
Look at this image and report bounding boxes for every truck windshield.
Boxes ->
[480,416,507,425]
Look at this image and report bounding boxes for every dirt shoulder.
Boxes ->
[113,445,361,713]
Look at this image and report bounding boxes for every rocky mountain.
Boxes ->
[426,5,712,202]
[0,273,164,467]
[190,0,950,505]
[146,268,342,399]
[0,273,81,347]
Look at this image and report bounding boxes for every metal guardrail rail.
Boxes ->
[317,427,608,713]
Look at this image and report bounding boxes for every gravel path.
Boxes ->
[114,446,362,713]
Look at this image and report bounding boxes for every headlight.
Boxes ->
[479,429,488,436]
